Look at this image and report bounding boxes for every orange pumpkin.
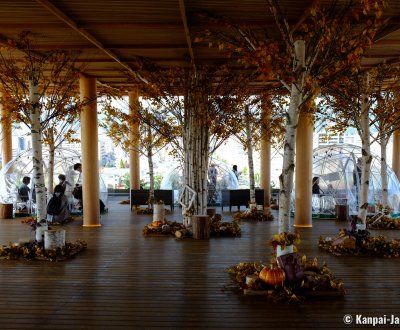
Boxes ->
[259,265,285,286]
[151,220,163,227]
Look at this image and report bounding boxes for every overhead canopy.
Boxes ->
[0,1,399,92]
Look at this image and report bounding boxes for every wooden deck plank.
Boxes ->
[0,197,399,329]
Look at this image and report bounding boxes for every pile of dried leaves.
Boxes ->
[227,256,345,303]
[142,221,185,236]
[143,214,241,238]
[367,214,400,229]
[136,207,171,215]
[233,209,274,221]
[319,232,400,257]
[0,240,87,262]
[210,214,241,237]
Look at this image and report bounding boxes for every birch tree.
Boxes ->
[102,101,173,207]
[0,32,83,221]
[371,65,400,206]
[201,0,384,232]
[42,116,80,193]
[320,71,379,226]
[321,63,400,221]
[129,59,255,220]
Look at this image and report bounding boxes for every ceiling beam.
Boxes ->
[30,43,188,50]
[178,0,195,65]
[374,16,400,42]
[0,20,279,30]
[34,0,147,83]
[374,40,400,45]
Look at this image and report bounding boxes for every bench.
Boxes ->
[107,188,129,196]
[221,189,264,212]
[130,189,174,211]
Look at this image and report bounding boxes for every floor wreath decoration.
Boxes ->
[233,209,274,221]
[226,233,345,302]
[0,240,87,261]
[227,256,345,303]
[319,217,400,257]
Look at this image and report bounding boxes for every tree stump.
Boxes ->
[44,229,66,250]
[153,203,165,222]
[192,215,210,239]
[0,203,13,219]
[335,204,349,222]
[206,208,216,217]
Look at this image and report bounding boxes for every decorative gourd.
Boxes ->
[259,265,285,286]
[151,220,163,227]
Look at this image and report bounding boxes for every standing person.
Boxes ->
[73,163,83,209]
[47,184,70,223]
[312,176,322,213]
[18,176,31,202]
[353,158,362,187]
[73,163,83,186]
[312,176,321,195]
[353,158,362,209]
[232,165,241,180]
[208,164,218,204]
[208,164,218,186]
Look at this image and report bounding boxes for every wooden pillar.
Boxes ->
[294,112,313,228]
[0,92,12,167]
[392,130,400,180]
[80,74,100,227]
[260,95,272,208]
[129,90,140,190]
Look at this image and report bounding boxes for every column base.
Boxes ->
[293,224,313,228]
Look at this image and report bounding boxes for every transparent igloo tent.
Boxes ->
[0,147,108,213]
[160,158,239,204]
[305,144,400,216]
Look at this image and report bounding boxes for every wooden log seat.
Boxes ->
[192,215,210,240]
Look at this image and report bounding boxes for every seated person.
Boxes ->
[18,176,31,202]
[47,184,70,223]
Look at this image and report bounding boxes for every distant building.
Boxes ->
[315,132,361,147]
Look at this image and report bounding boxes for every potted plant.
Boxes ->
[269,232,300,257]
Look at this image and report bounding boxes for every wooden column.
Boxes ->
[0,92,12,167]
[80,74,100,227]
[294,112,313,228]
[392,130,400,180]
[260,94,272,209]
[129,90,140,190]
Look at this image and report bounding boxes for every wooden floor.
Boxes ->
[0,197,399,329]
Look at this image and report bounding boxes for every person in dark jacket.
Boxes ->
[18,176,31,202]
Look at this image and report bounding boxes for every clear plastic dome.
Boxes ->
[0,147,108,211]
[160,158,239,204]
[301,144,400,215]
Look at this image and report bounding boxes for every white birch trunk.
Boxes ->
[278,40,305,233]
[245,107,256,205]
[380,135,389,206]
[29,69,47,221]
[358,92,372,226]
[183,72,209,220]
[182,93,193,225]
[47,129,55,194]
[147,124,155,206]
